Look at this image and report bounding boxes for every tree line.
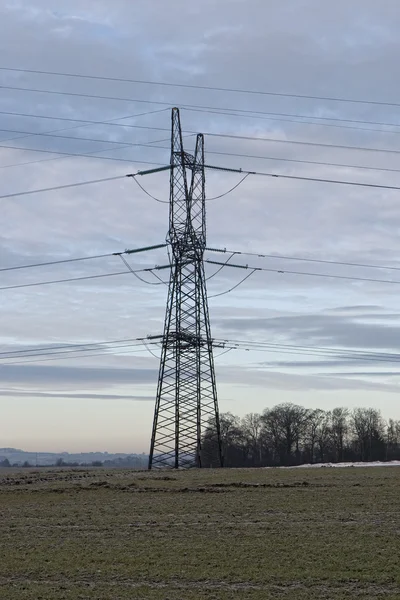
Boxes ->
[0,456,148,469]
[202,404,400,467]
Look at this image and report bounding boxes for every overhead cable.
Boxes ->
[5,106,400,136]
[4,166,400,202]
[206,247,400,273]
[1,243,166,273]
[0,174,127,200]
[208,269,257,298]
[2,66,400,108]
[4,122,400,157]
[0,264,170,291]
[205,259,400,287]
[2,83,398,125]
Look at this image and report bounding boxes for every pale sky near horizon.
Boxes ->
[2,0,400,453]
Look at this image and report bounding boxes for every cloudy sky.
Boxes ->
[2,0,400,453]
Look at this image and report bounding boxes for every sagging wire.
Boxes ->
[117,254,162,285]
[131,172,169,204]
[128,134,197,204]
[149,269,169,286]
[206,252,236,282]
[143,339,162,360]
[208,269,257,298]
[214,346,235,359]
[129,161,249,205]
[206,173,250,200]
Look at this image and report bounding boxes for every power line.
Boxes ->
[0,271,134,291]
[215,155,400,176]
[205,259,400,287]
[0,243,167,273]
[219,345,400,365]
[0,107,169,152]
[0,264,170,291]
[130,174,168,204]
[0,140,166,167]
[2,136,398,179]
[146,334,400,364]
[206,253,236,282]
[2,125,400,177]
[117,254,163,286]
[134,161,400,192]
[206,173,251,200]
[0,336,144,357]
[0,252,115,272]
[0,108,169,131]
[206,247,400,273]
[2,137,400,180]
[6,116,400,158]
[0,83,179,108]
[0,131,190,171]
[0,148,166,171]
[184,107,400,135]
[2,66,400,109]
[214,339,400,365]
[130,171,251,204]
[221,338,400,360]
[6,242,400,291]
[5,106,400,136]
[3,84,399,129]
[0,174,127,200]
[205,133,400,157]
[0,141,145,170]
[0,127,167,147]
[234,169,400,192]
[6,254,400,293]
[2,345,154,366]
[208,269,257,298]
[4,333,400,366]
[4,164,400,203]
[7,337,400,367]
[0,340,148,361]
[0,109,171,129]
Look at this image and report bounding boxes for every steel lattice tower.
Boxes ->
[148,108,223,469]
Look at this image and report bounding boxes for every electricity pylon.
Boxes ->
[148,108,223,469]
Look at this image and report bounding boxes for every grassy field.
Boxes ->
[0,466,399,599]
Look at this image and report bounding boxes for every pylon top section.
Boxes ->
[169,108,206,255]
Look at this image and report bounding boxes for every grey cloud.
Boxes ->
[257,352,400,372]
[318,372,400,378]
[259,359,393,369]
[219,365,400,394]
[329,305,383,313]
[218,312,400,351]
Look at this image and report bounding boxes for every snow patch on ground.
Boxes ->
[279,461,400,469]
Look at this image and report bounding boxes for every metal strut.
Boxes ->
[148,108,223,469]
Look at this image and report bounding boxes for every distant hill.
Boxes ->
[0,448,148,468]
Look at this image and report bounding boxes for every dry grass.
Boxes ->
[0,466,399,599]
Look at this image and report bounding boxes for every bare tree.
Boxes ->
[331,407,349,462]
[315,411,332,463]
[262,403,308,465]
[352,408,385,461]
[201,403,400,467]
[304,409,326,464]
[242,413,263,465]
[386,419,400,460]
